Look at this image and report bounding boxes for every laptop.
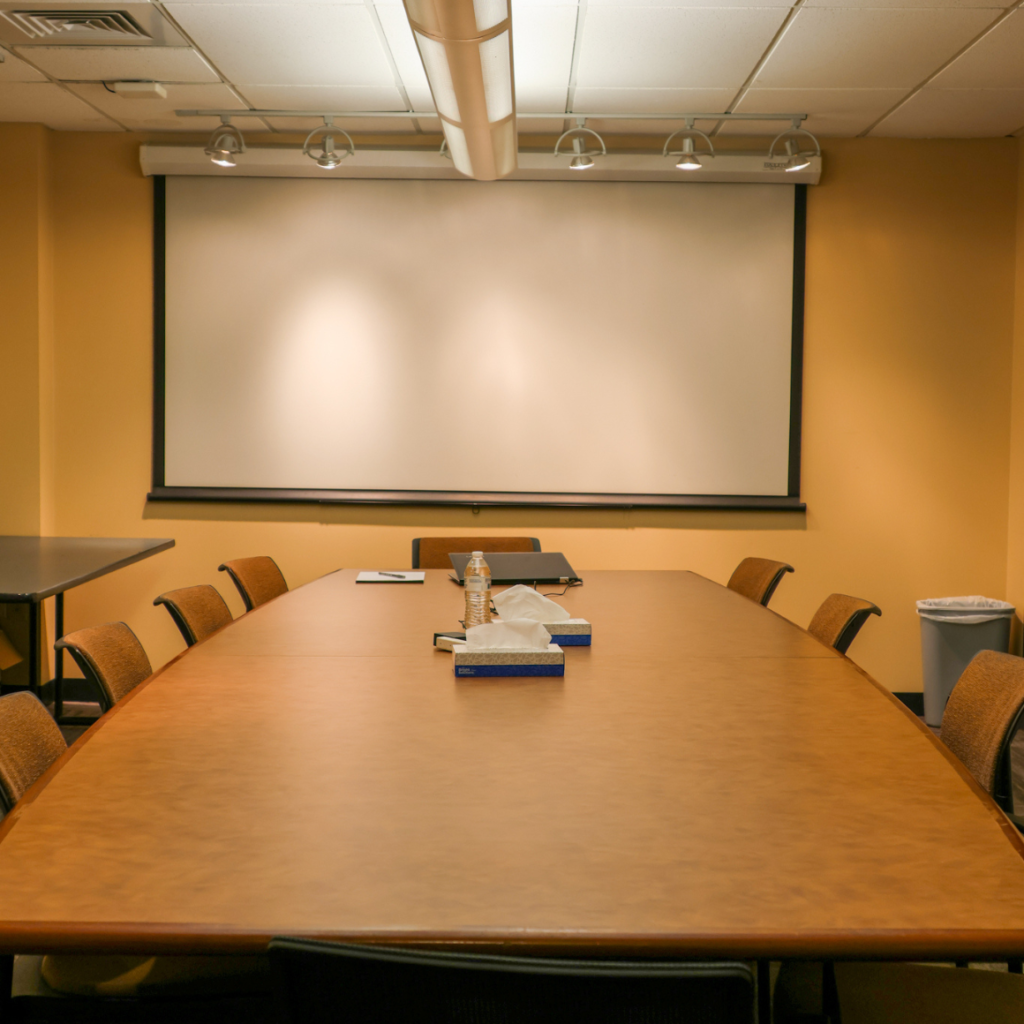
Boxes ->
[448,552,582,586]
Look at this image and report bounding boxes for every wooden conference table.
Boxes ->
[2,569,1024,961]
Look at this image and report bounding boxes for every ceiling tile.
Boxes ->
[870,87,1024,136]
[513,6,576,111]
[755,8,999,89]
[0,47,46,81]
[237,83,406,109]
[63,81,267,130]
[375,3,433,110]
[168,5,395,87]
[572,86,736,112]
[930,9,1024,87]
[0,81,119,127]
[731,87,908,136]
[576,8,790,89]
[16,45,219,81]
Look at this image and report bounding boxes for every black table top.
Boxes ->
[0,537,175,602]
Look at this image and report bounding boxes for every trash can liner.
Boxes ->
[916,596,1015,626]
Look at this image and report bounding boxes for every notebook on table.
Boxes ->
[448,552,581,586]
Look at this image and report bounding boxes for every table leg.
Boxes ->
[54,593,64,720]
[757,959,771,1023]
[27,602,39,699]
[0,953,12,1022]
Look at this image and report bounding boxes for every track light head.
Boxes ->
[204,120,245,168]
[784,140,811,172]
[303,118,355,170]
[767,126,820,174]
[663,125,713,171]
[554,121,606,170]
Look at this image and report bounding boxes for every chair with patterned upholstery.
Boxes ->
[154,585,233,647]
[412,537,541,570]
[0,691,66,817]
[726,557,794,607]
[807,594,881,655]
[218,557,288,612]
[941,649,1024,819]
[54,622,152,713]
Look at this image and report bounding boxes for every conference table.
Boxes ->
[2,569,1024,965]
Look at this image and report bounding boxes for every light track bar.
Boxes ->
[175,110,808,123]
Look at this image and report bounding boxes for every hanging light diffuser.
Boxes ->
[402,0,517,181]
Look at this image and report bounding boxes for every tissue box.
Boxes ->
[546,619,592,646]
[452,644,565,678]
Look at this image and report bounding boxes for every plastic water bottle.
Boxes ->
[464,551,492,628]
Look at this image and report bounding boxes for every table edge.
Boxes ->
[0,538,176,602]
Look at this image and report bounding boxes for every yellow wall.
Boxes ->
[1,128,1019,690]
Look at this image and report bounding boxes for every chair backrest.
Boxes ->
[154,585,233,647]
[726,557,794,607]
[0,691,67,815]
[413,537,542,570]
[807,594,881,655]
[941,650,1024,810]
[268,939,754,1024]
[54,622,152,712]
[218,557,288,612]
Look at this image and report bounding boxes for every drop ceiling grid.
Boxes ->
[0,0,1023,135]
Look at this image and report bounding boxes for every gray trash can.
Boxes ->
[916,596,1015,727]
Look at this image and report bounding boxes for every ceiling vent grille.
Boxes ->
[0,9,150,39]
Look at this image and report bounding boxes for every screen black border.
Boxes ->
[149,177,806,511]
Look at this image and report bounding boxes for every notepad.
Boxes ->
[356,571,426,583]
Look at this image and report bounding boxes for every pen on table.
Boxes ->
[379,572,407,579]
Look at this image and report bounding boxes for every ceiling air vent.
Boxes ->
[0,9,150,39]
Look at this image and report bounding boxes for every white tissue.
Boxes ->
[465,620,552,651]
[491,584,571,623]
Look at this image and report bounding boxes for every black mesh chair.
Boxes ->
[269,939,754,1024]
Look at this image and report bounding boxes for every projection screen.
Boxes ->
[152,176,804,508]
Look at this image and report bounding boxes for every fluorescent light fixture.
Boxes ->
[479,31,512,123]
[414,32,460,123]
[473,0,506,32]
[204,119,245,169]
[112,81,167,100]
[403,0,517,181]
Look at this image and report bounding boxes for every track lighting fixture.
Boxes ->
[554,120,606,171]
[303,117,355,170]
[768,122,820,173]
[663,120,714,171]
[204,117,245,168]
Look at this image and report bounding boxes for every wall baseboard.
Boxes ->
[893,691,924,715]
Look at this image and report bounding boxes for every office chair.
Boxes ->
[940,649,1024,822]
[218,557,288,612]
[0,691,66,817]
[726,557,794,607]
[807,594,881,655]
[269,939,755,1024]
[154,585,233,647]
[54,622,152,712]
[413,537,541,570]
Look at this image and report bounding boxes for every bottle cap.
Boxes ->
[472,551,483,557]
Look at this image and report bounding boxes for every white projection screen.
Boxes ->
[153,176,804,508]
